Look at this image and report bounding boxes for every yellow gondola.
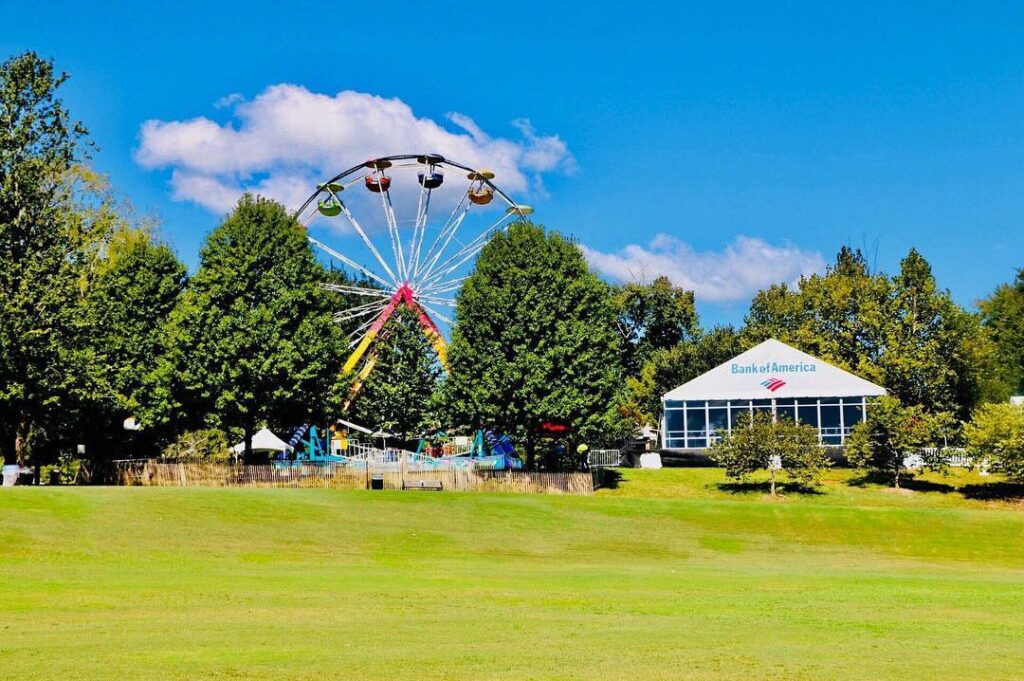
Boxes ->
[468,187,494,205]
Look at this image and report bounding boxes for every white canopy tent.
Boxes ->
[231,428,293,456]
[663,339,886,401]
[662,339,886,450]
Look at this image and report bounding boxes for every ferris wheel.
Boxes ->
[293,154,533,405]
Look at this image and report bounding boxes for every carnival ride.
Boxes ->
[293,154,533,407]
[278,424,523,471]
[286,155,533,470]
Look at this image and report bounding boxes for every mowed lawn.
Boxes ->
[2,470,1024,680]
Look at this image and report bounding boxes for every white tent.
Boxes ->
[663,338,886,402]
[231,428,293,455]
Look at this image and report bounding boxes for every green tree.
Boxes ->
[349,306,441,440]
[880,250,994,420]
[745,247,889,379]
[619,325,745,428]
[613,275,698,375]
[964,403,1024,482]
[0,52,90,464]
[442,223,621,467]
[72,217,186,460]
[147,194,344,457]
[979,270,1024,398]
[745,247,991,420]
[709,411,828,495]
[845,395,946,487]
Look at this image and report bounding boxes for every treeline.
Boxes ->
[3,51,1023,475]
[0,53,363,469]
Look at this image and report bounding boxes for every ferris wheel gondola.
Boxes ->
[293,154,533,407]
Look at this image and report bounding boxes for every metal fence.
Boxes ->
[586,449,621,469]
[904,447,973,468]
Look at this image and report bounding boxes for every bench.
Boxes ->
[402,479,443,491]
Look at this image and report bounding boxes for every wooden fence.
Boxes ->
[112,461,593,495]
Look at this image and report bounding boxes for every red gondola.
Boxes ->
[365,174,391,193]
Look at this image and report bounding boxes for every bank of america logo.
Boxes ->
[761,377,786,392]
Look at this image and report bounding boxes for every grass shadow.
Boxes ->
[846,471,892,488]
[717,481,825,497]
[594,468,622,490]
[960,481,1024,502]
[847,471,957,494]
[899,476,956,494]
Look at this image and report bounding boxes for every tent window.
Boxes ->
[820,404,842,444]
[797,403,818,428]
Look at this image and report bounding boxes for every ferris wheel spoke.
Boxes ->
[418,241,491,290]
[408,184,434,281]
[309,237,393,290]
[417,300,455,326]
[408,175,428,277]
[412,208,470,288]
[322,283,392,298]
[416,294,455,307]
[377,183,407,282]
[334,303,389,324]
[335,200,400,286]
[347,316,380,345]
[334,299,390,316]
[414,182,472,280]
[417,212,516,289]
[419,276,468,296]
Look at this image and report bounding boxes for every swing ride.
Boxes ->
[293,154,533,406]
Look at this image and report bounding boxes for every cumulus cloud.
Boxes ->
[136,84,575,214]
[581,234,826,303]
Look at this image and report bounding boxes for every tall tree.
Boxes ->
[979,269,1024,398]
[348,306,441,440]
[72,216,186,460]
[745,247,991,420]
[619,325,746,427]
[613,275,698,375]
[0,52,90,464]
[879,250,993,419]
[146,194,344,457]
[441,223,622,467]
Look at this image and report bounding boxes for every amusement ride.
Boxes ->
[293,154,533,406]
[285,154,534,469]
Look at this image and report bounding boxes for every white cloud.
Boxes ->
[213,92,244,109]
[136,84,575,214]
[581,234,826,304]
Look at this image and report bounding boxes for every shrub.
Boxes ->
[965,403,1024,481]
[845,396,948,488]
[710,412,829,495]
[160,429,232,463]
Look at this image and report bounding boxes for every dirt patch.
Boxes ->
[883,487,917,496]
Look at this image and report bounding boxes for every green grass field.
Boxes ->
[2,469,1023,679]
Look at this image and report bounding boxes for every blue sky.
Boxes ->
[3,1,1022,325]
